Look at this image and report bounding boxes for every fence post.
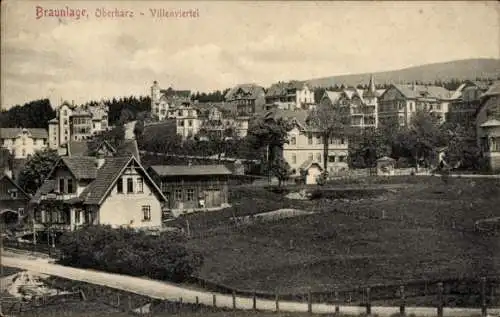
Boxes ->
[308,289,312,314]
[128,295,132,311]
[232,290,236,310]
[253,291,257,311]
[437,282,443,317]
[275,290,279,313]
[366,287,371,315]
[400,285,405,316]
[195,296,199,307]
[212,294,216,308]
[334,290,340,315]
[482,277,487,317]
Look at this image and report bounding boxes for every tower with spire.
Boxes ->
[362,74,380,128]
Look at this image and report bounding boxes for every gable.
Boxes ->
[379,86,405,101]
[81,156,166,205]
[0,175,30,201]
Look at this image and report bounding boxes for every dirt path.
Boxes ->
[3,255,499,317]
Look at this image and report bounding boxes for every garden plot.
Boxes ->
[2,271,71,299]
[232,208,315,224]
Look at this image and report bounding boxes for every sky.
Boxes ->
[1,1,499,110]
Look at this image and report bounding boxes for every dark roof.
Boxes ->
[0,128,48,139]
[60,157,98,179]
[149,165,232,177]
[0,174,30,201]
[391,84,453,100]
[160,87,191,98]
[264,109,310,128]
[80,156,166,205]
[79,156,131,205]
[67,141,91,156]
[481,81,500,99]
[31,180,56,204]
[225,84,265,101]
[299,159,323,171]
[266,81,308,98]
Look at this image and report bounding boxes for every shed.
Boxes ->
[299,159,324,185]
[376,156,396,176]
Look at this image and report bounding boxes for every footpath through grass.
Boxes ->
[184,176,500,302]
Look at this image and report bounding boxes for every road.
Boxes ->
[3,255,500,317]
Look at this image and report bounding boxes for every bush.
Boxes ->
[58,225,203,283]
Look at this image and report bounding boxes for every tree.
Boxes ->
[270,157,292,187]
[247,117,292,169]
[308,98,351,170]
[17,149,60,194]
[395,111,447,170]
[0,99,55,129]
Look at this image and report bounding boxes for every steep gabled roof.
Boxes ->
[299,159,323,171]
[0,174,30,201]
[392,84,452,100]
[30,180,56,204]
[322,91,341,104]
[50,157,98,180]
[481,81,500,99]
[0,128,48,139]
[80,156,166,205]
[264,109,310,129]
[225,84,265,101]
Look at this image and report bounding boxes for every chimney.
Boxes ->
[95,153,105,169]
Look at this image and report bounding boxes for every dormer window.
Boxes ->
[10,189,18,199]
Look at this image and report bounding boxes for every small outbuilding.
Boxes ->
[299,159,324,185]
[376,156,396,176]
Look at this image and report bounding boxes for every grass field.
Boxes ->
[183,176,500,300]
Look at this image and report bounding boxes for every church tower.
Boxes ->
[151,80,161,119]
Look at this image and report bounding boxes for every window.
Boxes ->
[292,154,297,164]
[22,149,26,157]
[59,178,65,193]
[308,153,313,161]
[341,138,345,145]
[22,138,26,145]
[308,135,313,145]
[291,136,296,145]
[179,120,185,127]
[117,178,123,194]
[127,178,134,193]
[188,120,193,127]
[329,156,336,163]
[339,156,346,162]
[75,210,81,224]
[142,205,151,221]
[175,189,183,201]
[18,208,24,216]
[186,189,195,201]
[136,177,144,193]
[10,190,17,199]
[316,153,322,162]
[67,179,74,194]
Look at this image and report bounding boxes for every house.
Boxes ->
[264,109,349,176]
[0,171,30,226]
[447,81,491,127]
[150,81,192,121]
[265,81,315,110]
[319,76,384,129]
[378,84,454,127]
[476,81,500,173]
[147,164,231,216]
[224,84,266,115]
[31,154,166,233]
[196,103,250,139]
[48,100,109,149]
[376,156,396,176]
[0,128,48,159]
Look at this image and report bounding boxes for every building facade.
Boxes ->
[0,128,48,159]
[265,81,315,110]
[447,81,491,127]
[48,100,109,149]
[476,82,500,173]
[150,81,192,121]
[147,165,231,216]
[31,155,166,233]
[197,104,250,139]
[0,173,30,226]
[224,84,266,115]
[264,109,349,177]
[378,84,454,127]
